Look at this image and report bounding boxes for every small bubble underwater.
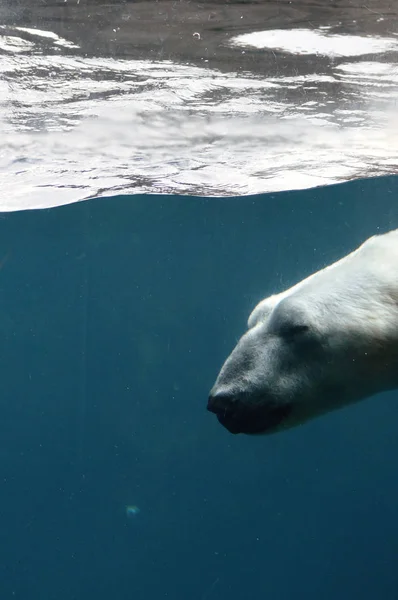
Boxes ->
[125,505,140,519]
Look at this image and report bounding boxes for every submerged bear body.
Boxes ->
[208,229,398,435]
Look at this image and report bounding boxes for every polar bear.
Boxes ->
[207,229,398,435]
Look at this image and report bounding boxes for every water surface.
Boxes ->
[1,0,398,207]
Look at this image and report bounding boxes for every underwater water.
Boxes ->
[1,1,398,599]
[1,179,398,599]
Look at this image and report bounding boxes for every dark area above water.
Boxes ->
[2,0,398,73]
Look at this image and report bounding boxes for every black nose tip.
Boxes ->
[208,388,291,435]
[207,390,233,415]
[207,390,242,434]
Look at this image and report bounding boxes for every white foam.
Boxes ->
[14,26,79,49]
[231,29,398,57]
[0,35,35,53]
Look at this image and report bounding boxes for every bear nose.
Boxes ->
[207,389,233,414]
[208,388,291,435]
[207,390,242,434]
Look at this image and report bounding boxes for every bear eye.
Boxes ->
[284,324,309,337]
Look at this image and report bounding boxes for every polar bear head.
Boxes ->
[208,231,398,435]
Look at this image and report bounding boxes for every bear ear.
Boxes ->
[248,294,284,329]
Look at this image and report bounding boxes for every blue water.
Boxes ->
[1,175,398,598]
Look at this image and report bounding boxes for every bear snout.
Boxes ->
[207,389,241,434]
[208,388,291,435]
[207,392,249,433]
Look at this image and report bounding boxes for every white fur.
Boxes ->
[209,229,398,435]
[249,229,398,338]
